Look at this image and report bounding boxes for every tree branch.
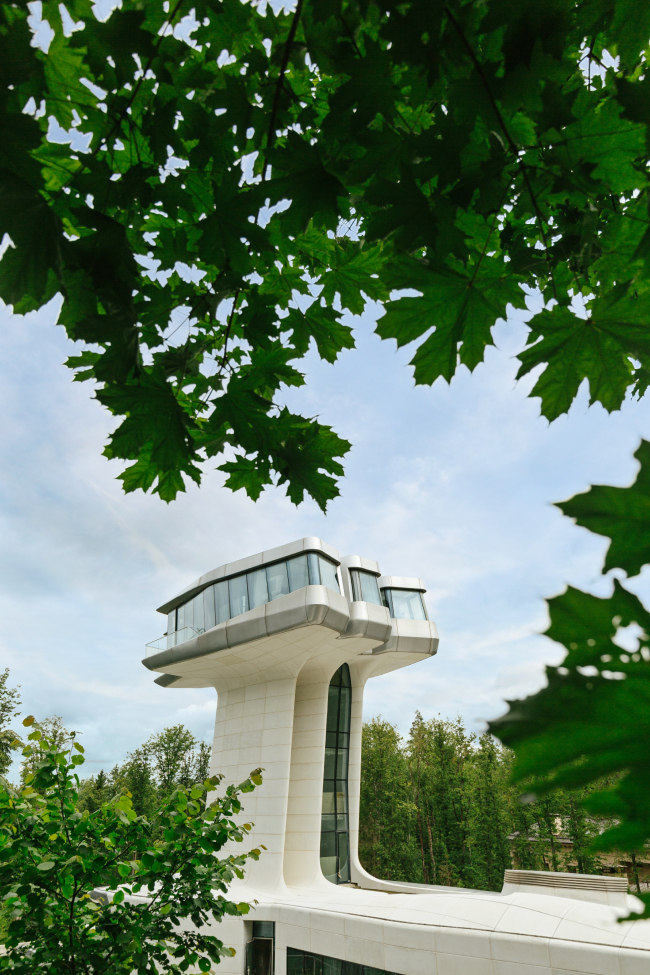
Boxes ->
[262,0,304,180]
[220,290,242,372]
[444,4,558,300]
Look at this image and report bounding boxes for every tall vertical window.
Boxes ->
[349,569,382,606]
[320,664,351,884]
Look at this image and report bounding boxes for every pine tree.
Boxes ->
[467,734,512,890]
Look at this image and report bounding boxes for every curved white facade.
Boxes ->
[143,538,650,975]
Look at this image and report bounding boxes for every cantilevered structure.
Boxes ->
[143,538,650,975]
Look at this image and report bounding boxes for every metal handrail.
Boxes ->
[145,626,200,657]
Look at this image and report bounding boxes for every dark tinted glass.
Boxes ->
[287,946,399,975]
[320,663,351,885]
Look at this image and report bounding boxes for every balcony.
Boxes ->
[145,626,199,657]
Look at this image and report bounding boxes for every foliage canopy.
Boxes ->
[2,0,650,503]
[0,716,262,973]
[491,439,650,918]
[359,713,629,893]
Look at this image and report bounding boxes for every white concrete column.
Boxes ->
[210,675,297,895]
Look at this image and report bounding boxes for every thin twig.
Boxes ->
[61,0,187,195]
[262,0,304,180]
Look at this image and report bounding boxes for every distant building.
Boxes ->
[144,538,650,975]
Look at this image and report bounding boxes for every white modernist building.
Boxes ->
[144,538,650,975]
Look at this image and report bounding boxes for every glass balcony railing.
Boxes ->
[145,626,199,657]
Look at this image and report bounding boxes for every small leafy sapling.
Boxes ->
[0,716,263,973]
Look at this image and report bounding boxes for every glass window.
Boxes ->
[167,551,342,639]
[383,588,426,620]
[321,780,335,816]
[204,585,216,631]
[214,580,230,624]
[318,557,340,593]
[321,663,351,885]
[229,574,248,618]
[266,561,289,601]
[287,947,400,975]
[248,568,269,609]
[308,552,320,585]
[193,592,204,633]
[287,555,309,591]
[350,569,382,605]
[337,831,349,883]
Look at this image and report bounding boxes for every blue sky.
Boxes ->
[2,288,650,777]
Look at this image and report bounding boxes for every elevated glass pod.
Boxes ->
[381,588,427,620]
[348,568,382,606]
[151,552,341,652]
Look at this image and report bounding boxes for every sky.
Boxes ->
[2,285,650,780]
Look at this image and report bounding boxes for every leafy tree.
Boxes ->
[77,767,115,816]
[466,733,512,890]
[144,724,205,796]
[360,712,636,892]
[490,438,650,916]
[111,748,159,820]
[358,717,418,882]
[19,715,69,785]
[0,670,21,779]
[3,0,650,504]
[78,726,213,819]
[0,715,263,973]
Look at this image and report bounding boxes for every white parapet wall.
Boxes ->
[143,538,650,975]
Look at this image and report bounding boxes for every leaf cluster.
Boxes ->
[0,717,263,973]
[3,0,650,502]
[490,439,650,917]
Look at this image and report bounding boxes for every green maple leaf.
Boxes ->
[557,439,650,577]
[283,303,355,363]
[377,258,523,384]
[318,242,388,315]
[490,579,650,862]
[517,290,650,420]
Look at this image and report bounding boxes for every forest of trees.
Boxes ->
[1,667,646,895]
[358,713,647,893]
[75,725,212,820]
